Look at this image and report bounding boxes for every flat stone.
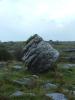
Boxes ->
[45,93,67,100]
[13,78,31,85]
[12,65,22,70]
[31,75,39,79]
[10,91,25,97]
[59,64,75,69]
[42,83,57,90]
[13,77,37,88]
[10,91,36,97]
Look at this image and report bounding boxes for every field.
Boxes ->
[0,41,75,100]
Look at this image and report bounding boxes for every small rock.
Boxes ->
[10,91,36,97]
[13,77,37,88]
[45,93,67,100]
[31,75,39,79]
[10,91,25,97]
[12,65,22,71]
[66,64,75,68]
[59,64,75,69]
[42,83,57,90]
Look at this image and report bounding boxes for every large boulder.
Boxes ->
[22,34,59,73]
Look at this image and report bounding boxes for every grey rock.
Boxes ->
[10,91,25,97]
[42,83,57,90]
[13,77,37,88]
[12,65,22,70]
[31,75,39,79]
[10,91,36,97]
[45,93,67,100]
[59,64,75,69]
[22,34,59,73]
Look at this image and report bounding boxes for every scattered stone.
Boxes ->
[31,75,39,79]
[10,91,36,97]
[12,65,22,71]
[59,64,75,69]
[45,93,67,100]
[10,91,25,97]
[13,77,37,88]
[22,34,59,73]
[42,83,57,90]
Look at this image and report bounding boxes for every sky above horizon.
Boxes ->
[0,0,75,41]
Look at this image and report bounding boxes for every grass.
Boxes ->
[0,61,75,100]
[0,41,75,99]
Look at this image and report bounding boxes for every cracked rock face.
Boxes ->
[22,34,59,73]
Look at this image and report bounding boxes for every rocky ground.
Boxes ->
[0,61,75,100]
[0,35,75,100]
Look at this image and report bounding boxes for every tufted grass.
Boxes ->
[0,61,75,100]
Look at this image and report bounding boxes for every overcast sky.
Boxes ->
[0,0,75,41]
